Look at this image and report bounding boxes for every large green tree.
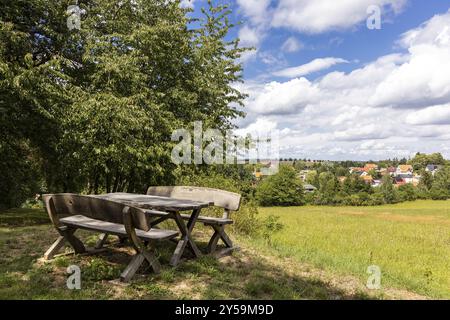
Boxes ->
[1,0,247,207]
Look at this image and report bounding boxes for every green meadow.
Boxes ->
[250,200,450,298]
[0,200,448,299]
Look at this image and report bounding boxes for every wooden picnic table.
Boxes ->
[91,193,213,266]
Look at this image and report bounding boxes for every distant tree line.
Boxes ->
[256,153,450,207]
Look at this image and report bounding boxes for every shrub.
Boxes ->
[260,215,284,245]
[256,166,305,207]
[398,184,418,202]
[177,170,260,235]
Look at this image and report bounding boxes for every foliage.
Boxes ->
[256,166,305,207]
[408,152,446,171]
[260,215,284,245]
[176,167,260,235]
[430,166,450,200]
[0,0,247,207]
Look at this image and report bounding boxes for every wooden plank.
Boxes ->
[59,227,86,254]
[213,225,233,248]
[147,186,241,211]
[91,193,211,211]
[44,236,66,260]
[120,253,145,283]
[207,231,220,254]
[179,214,233,225]
[170,209,202,266]
[95,233,109,249]
[59,215,178,241]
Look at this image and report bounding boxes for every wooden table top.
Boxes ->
[91,193,212,211]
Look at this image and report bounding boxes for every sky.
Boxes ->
[183,0,450,161]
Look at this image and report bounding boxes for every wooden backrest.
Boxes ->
[42,193,150,231]
[146,186,241,212]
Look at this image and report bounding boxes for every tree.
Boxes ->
[409,153,445,171]
[430,166,450,200]
[379,174,397,204]
[256,166,305,206]
[306,170,319,187]
[1,0,248,206]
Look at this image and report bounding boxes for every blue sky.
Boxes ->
[184,0,450,160]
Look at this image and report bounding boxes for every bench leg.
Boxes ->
[120,244,161,282]
[44,236,66,260]
[95,233,109,249]
[59,227,86,254]
[207,225,235,254]
[207,230,220,254]
[120,253,146,282]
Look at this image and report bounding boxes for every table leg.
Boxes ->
[170,209,202,266]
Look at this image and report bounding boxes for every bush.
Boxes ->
[256,166,305,206]
[260,215,284,245]
[398,184,418,202]
[176,169,260,235]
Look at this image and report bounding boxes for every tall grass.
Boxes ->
[250,200,450,298]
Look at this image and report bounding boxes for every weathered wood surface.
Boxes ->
[146,186,241,257]
[42,194,177,282]
[147,186,241,212]
[91,193,212,211]
[59,215,178,241]
[179,214,233,225]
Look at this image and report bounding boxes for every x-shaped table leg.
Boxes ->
[170,208,202,266]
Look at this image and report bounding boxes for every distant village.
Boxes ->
[252,159,445,192]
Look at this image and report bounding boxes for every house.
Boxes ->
[394,177,407,186]
[362,175,373,184]
[397,173,414,184]
[349,167,365,175]
[396,165,413,175]
[364,163,378,172]
[425,164,442,175]
[372,179,381,187]
[303,184,317,193]
[387,167,397,176]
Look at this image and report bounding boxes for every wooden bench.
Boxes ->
[146,186,241,256]
[42,193,178,282]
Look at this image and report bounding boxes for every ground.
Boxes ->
[0,200,448,299]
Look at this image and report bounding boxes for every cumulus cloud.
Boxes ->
[370,10,450,108]
[406,104,450,125]
[273,57,349,78]
[235,9,450,159]
[243,78,319,115]
[271,0,408,33]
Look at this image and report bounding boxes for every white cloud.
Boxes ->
[406,104,450,125]
[370,10,450,108]
[236,0,272,25]
[179,0,194,9]
[281,37,303,53]
[236,10,450,159]
[243,78,319,115]
[238,25,261,47]
[271,0,408,33]
[273,57,348,78]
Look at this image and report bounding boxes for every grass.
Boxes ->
[0,201,448,299]
[252,200,450,299]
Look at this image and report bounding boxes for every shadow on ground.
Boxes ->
[0,208,375,300]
